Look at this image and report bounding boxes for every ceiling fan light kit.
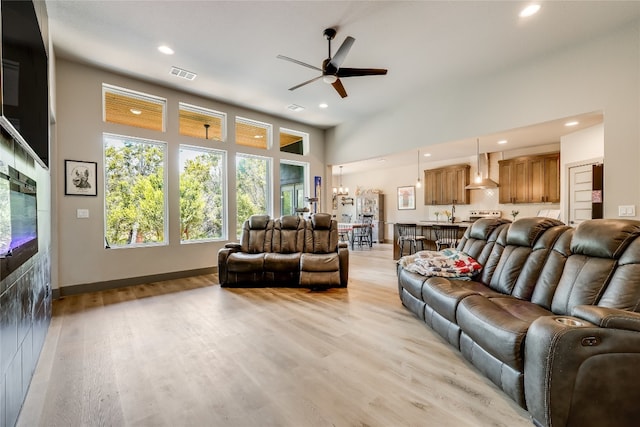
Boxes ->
[278,28,388,98]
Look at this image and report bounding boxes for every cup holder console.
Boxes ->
[555,317,584,327]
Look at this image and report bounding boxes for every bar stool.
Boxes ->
[397,223,426,255]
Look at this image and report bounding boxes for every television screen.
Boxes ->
[0,166,37,280]
[0,0,49,168]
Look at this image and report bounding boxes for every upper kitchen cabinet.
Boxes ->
[424,164,470,205]
[499,152,560,204]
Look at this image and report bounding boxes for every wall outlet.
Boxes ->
[77,208,89,218]
[618,205,636,217]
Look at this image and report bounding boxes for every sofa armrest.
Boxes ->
[524,315,640,427]
[338,241,348,249]
[218,245,241,285]
[572,305,640,332]
[338,245,349,286]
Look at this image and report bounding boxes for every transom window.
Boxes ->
[235,117,272,149]
[179,102,226,142]
[102,84,166,132]
[280,128,308,155]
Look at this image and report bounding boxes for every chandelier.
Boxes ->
[333,166,349,196]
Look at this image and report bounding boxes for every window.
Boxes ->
[280,160,308,216]
[179,145,226,242]
[236,153,271,237]
[103,84,166,131]
[179,102,226,142]
[280,128,308,155]
[104,133,167,247]
[235,117,272,149]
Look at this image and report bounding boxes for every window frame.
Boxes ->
[178,102,227,142]
[235,116,273,149]
[102,83,167,132]
[179,144,228,244]
[235,152,273,237]
[103,132,169,249]
[279,127,309,155]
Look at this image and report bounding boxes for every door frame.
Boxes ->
[564,157,603,225]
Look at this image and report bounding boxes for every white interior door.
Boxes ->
[568,164,594,226]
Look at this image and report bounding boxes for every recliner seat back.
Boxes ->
[272,215,305,253]
[240,214,273,254]
[486,217,566,298]
[304,213,339,253]
[551,219,640,315]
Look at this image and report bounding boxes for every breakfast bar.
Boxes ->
[392,221,472,260]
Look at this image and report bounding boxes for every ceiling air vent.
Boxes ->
[169,66,197,81]
[287,104,305,112]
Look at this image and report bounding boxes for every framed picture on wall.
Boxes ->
[397,186,415,210]
[65,160,98,196]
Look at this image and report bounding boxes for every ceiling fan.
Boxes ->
[277,28,388,98]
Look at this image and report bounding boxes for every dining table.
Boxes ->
[338,222,374,249]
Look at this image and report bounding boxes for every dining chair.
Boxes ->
[397,223,426,255]
[338,214,351,242]
[433,224,460,251]
[353,214,374,248]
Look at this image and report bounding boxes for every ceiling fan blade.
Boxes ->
[332,79,348,98]
[329,36,355,69]
[277,54,323,72]
[289,75,323,91]
[337,67,388,78]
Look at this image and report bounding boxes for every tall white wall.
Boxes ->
[55,59,326,289]
[326,21,640,220]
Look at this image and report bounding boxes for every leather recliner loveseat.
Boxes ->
[218,213,349,288]
[397,217,640,427]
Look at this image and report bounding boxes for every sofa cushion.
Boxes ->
[264,252,301,272]
[300,253,339,272]
[571,219,640,259]
[240,215,273,254]
[227,252,265,273]
[311,213,332,229]
[422,278,504,323]
[457,295,553,371]
[304,213,339,254]
[273,215,305,253]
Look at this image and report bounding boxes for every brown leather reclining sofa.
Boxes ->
[218,213,349,288]
[397,216,640,427]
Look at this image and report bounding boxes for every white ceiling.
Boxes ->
[45,1,638,173]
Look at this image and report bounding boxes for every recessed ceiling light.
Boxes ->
[497,140,508,145]
[158,45,174,55]
[423,153,432,157]
[130,109,142,115]
[319,103,328,109]
[519,4,541,18]
[565,121,579,127]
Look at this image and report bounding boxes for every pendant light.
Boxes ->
[333,166,349,196]
[415,149,422,188]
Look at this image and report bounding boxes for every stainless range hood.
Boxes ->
[466,141,499,190]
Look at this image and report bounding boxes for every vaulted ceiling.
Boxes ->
[45,1,640,130]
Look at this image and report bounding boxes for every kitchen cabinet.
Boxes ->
[424,164,470,205]
[499,153,560,204]
[356,193,385,242]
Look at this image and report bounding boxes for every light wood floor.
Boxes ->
[17,244,532,427]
